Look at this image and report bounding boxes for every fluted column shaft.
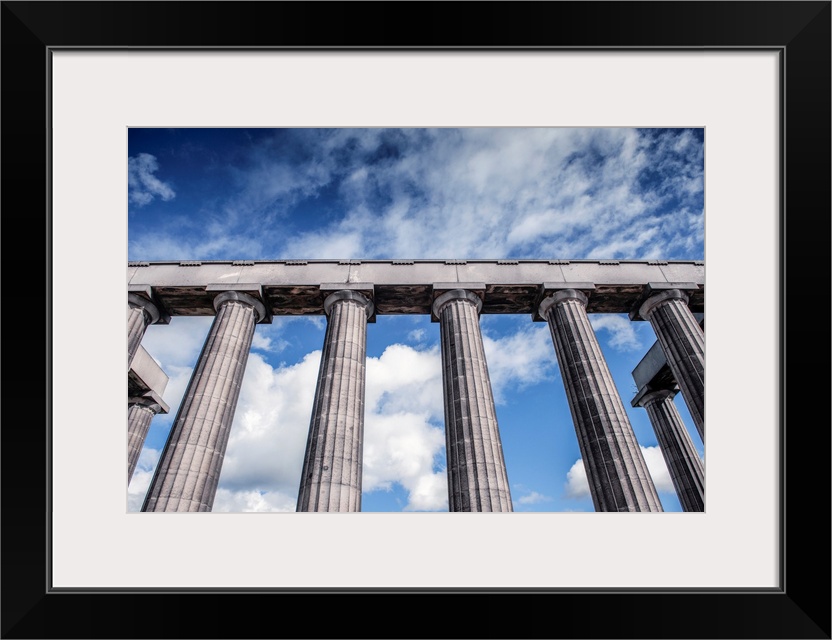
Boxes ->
[128,293,159,370]
[297,291,373,512]
[638,389,704,512]
[127,396,164,482]
[639,290,705,441]
[142,291,264,512]
[541,289,663,512]
[435,289,513,512]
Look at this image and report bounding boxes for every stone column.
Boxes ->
[639,289,705,441]
[297,290,373,512]
[128,293,160,370]
[636,389,704,512]
[540,289,663,512]
[127,392,168,483]
[434,289,512,512]
[142,290,265,512]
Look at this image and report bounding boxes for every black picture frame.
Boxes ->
[2,2,829,638]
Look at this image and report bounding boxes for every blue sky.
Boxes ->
[127,127,704,513]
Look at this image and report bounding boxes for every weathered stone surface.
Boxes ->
[639,289,705,441]
[128,346,170,398]
[142,291,264,512]
[297,290,373,512]
[127,293,159,370]
[128,260,704,317]
[541,289,663,512]
[434,289,513,512]
[127,393,166,482]
[636,389,705,512]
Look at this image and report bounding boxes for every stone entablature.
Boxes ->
[127,259,704,318]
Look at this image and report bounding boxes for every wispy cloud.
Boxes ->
[128,153,175,207]
[129,128,704,262]
[516,490,552,506]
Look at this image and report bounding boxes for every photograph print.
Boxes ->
[126,127,705,514]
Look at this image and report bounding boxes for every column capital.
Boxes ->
[128,284,170,324]
[323,289,375,319]
[128,390,170,415]
[639,288,690,321]
[210,288,268,323]
[629,282,699,321]
[432,287,483,319]
[128,292,161,325]
[532,283,595,321]
[633,387,677,408]
[538,288,589,317]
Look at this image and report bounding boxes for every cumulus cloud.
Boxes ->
[210,342,449,513]
[128,447,160,511]
[212,488,297,513]
[565,458,592,499]
[362,344,448,511]
[213,351,322,510]
[564,445,674,499]
[251,326,289,354]
[481,322,557,404]
[588,314,643,352]
[140,317,213,412]
[128,153,175,206]
[639,445,675,493]
[140,340,450,513]
[141,317,212,371]
[362,412,448,511]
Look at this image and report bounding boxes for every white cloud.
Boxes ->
[365,344,444,417]
[128,231,266,262]
[128,153,175,206]
[407,328,426,343]
[516,490,551,506]
[133,318,451,512]
[127,447,160,511]
[639,445,674,493]
[147,337,447,513]
[362,344,448,511]
[362,412,448,511]
[213,342,449,512]
[141,316,212,371]
[588,314,643,352]
[564,445,674,500]
[140,317,213,410]
[214,351,321,508]
[565,458,592,499]
[481,323,557,404]
[212,488,297,513]
[282,228,365,261]
[251,326,289,354]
